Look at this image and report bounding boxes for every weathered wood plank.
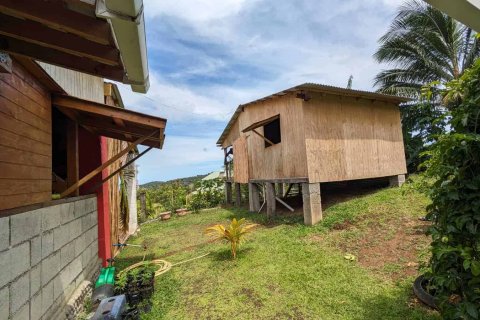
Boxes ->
[0,191,50,211]
[0,179,50,196]
[0,95,51,133]
[0,162,51,180]
[0,145,51,168]
[0,128,51,156]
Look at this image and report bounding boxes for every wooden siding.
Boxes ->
[38,62,104,103]
[0,59,52,210]
[230,94,307,181]
[232,136,249,183]
[304,93,407,183]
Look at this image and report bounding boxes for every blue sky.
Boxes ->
[117,0,404,184]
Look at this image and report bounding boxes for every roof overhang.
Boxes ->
[0,0,149,92]
[424,0,480,32]
[52,94,166,148]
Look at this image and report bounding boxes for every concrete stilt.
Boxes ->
[277,183,284,198]
[248,182,260,212]
[266,182,276,218]
[302,182,322,225]
[235,183,242,206]
[389,174,406,187]
[225,181,232,204]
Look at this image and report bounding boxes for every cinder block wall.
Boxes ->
[0,195,100,320]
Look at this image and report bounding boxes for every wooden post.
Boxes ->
[302,183,322,225]
[225,181,232,204]
[235,183,242,206]
[266,182,276,218]
[389,174,406,187]
[66,119,79,196]
[248,182,260,212]
[277,183,284,198]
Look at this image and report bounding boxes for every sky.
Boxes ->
[116,0,405,184]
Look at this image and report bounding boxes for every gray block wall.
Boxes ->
[0,196,100,320]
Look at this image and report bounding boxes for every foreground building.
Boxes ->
[0,1,166,318]
[217,83,408,225]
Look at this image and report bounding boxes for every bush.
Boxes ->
[422,59,480,319]
[187,178,224,213]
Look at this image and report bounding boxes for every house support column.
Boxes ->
[389,174,406,187]
[302,182,322,225]
[225,181,233,204]
[266,182,276,218]
[235,183,242,206]
[277,183,284,198]
[248,182,260,212]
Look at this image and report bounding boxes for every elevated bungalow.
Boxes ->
[218,83,408,225]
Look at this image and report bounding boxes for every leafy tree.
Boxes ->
[422,59,480,319]
[374,0,479,171]
[187,178,224,213]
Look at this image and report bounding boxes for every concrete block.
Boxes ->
[61,202,75,224]
[64,219,82,241]
[74,200,85,218]
[10,272,29,314]
[11,210,41,245]
[30,264,41,297]
[302,183,323,225]
[41,230,54,259]
[60,242,76,269]
[41,252,60,285]
[31,236,42,266]
[389,174,406,187]
[74,234,85,258]
[0,286,9,316]
[53,275,63,301]
[11,301,29,320]
[30,292,42,320]
[0,216,9,252]
[85,197,97,213]
[0,242,30,288]
[266,182,276,218]
[248,183,261,212]
[42,205,62,231]
[53,225,69,251]
[41,280,53,315]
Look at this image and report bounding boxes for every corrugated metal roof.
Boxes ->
[216,83,410,146]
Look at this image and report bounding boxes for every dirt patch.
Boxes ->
[312,216,431,281]
[239,288,264,308]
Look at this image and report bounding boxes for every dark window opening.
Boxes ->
[264,118,281,148]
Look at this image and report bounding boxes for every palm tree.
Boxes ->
[374,0,480,98]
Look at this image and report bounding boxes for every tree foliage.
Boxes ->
[423,59,480,319]
[187,178,224,213]
[374,0,479,172]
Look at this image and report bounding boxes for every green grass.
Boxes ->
[116,186,439,320]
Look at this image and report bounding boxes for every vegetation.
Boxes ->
[374,0,479,172]
[140,175,207,189]
[421,60,480,319]
[204,218,257,259]
[141,181,189,216]
[115,186,439,319]
[187,179,224,213]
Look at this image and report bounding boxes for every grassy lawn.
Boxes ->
[115,185,440,320]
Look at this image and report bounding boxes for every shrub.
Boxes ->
[422,59,480,319]
[204,218,257,259]
[187,178,224,212]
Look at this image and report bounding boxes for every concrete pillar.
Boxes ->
[248,182,260,212]
[277,183,284,198]
[225,181,233,204]
[139,191,146,220]
[389,174,406,187]
[235,183,242,206]
[302,182,322,225]
[266,182,276,218]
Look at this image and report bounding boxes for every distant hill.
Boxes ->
[140,174,208,189]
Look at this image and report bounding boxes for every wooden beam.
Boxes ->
[252,129,274,146]
[53,95,167,130]
[81,126,163,148]
[60,130,158,198]
[0,0,112,45]
[275,197,294,212]
[0,36,124,82]
[66,119,79,197]
[0,13,120,66]
[242,114,280,133]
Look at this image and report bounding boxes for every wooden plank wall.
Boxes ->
[38,62,104,103]
[231,94,307,181]
[232,136,249,183]
[304,93,407,183]
[0,59,52,210]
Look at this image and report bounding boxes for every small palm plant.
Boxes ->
[205,218,257,259]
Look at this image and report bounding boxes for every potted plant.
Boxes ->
[159,211,171,220]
